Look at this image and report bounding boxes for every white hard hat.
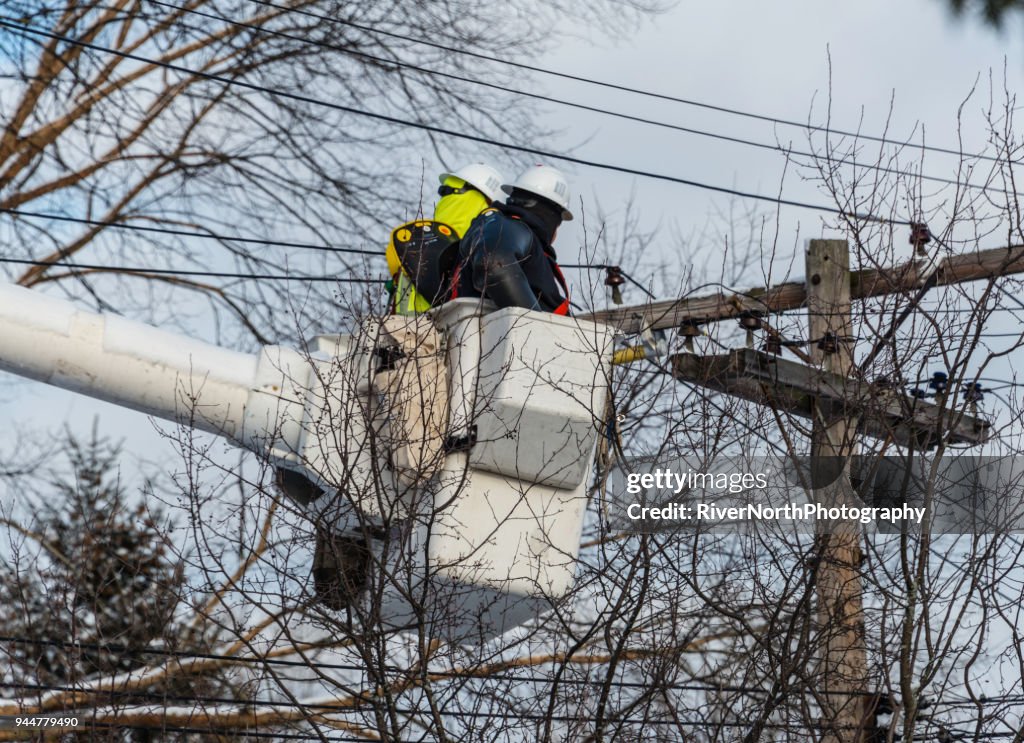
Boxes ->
[438,162,504,202]
[501,164,573,221]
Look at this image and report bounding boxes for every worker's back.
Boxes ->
[451,165,575,315]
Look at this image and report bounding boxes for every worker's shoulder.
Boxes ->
[467,207,503,227]
[464,208,530,245]
[474,207,530,233]
[463,207,507,236]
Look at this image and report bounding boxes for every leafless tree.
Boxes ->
[0,0,663,344]
[7,7,1024,743]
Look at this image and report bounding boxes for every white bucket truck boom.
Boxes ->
[0,283,614,641]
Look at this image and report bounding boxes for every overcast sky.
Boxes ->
[528,1,1024,261]
[4,0,1024,467]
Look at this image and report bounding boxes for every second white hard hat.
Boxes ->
[438,162,504,202]
[502,164,573,221]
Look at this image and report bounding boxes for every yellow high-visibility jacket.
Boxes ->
[387,175,489,316]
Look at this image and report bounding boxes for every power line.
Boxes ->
[1,673,775,714]
[243,0,1004,165]
[0,257,380,282]
[6,16,1018,316]
[1,207,381,256]
[0,679,378,718]
[148,0,1016,199]
[931,694,1024,706]
[2,207,650,287]
[0,17,896,225]
[559,263,657,298]
[797,304,1024,316]
[919,730,1021,742]
[0,680,781,728]
[11,258,1024,314]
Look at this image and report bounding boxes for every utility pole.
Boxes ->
[806,239,869,743]
[605,234,1024,738]
[600,235,1024,742]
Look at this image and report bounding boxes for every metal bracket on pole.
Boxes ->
[668,348,990,450]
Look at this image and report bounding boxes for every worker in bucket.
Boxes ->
[313,162,540,615]
[374,164,507,492]
[385,162,505,316]
[314,164,506,614]
[452,164,572,316]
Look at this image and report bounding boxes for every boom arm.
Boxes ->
[0,285,616,640]
[0,282,310,456]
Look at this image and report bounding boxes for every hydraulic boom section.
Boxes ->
[0,284,616,641]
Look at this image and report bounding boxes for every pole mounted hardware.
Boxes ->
[670,349,990,449]
[604,265,626,305]
[679,319,702,352]
[909,221,932,256]
[817,331,840,354]
[738,310,763,348]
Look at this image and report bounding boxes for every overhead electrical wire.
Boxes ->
[0,208,655,291]
[8,250,1024,312]
[933,694,1024,706]
[3,21,1021,338]
[0,695,864,743]
[7,14,1011,298]
[0,633,366,672]
[0,679,778,722]
[0,256,379,282]
[243,0,1007,165]
[921,730,1021,741]
[0,16,897,225]
[5,224,1023,313]
[0,207,380,256]
[0,681,786,729]
[148,0,1017,199]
